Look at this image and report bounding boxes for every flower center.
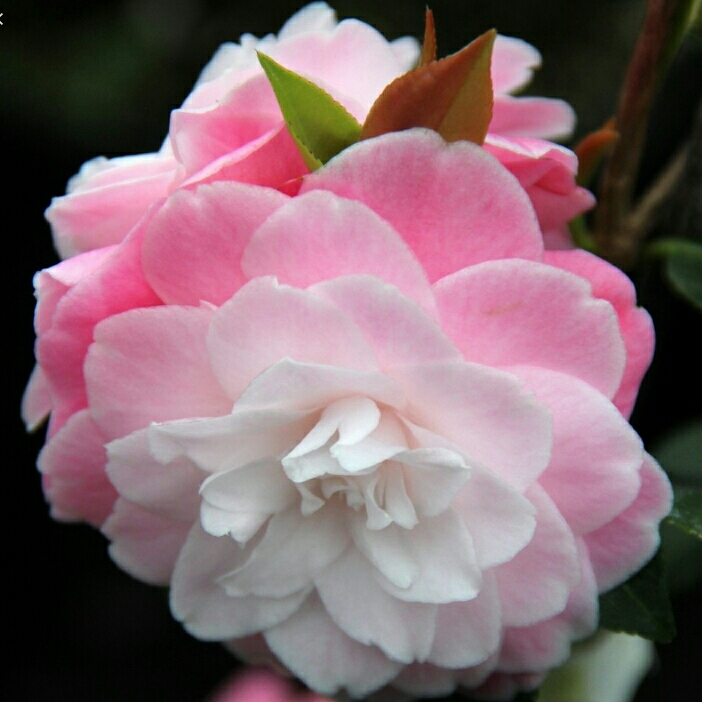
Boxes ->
[282,397,420,530]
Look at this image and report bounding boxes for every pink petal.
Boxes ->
[435,259,626,400]
[105,428,204,523]
[200,459,298,542]
[491,96,576,141]
[21,365,52,431]
[315,547,438,664]
[207,278,379,400]
[32,246,115,335]
[103,497,191,585]
[514,366,643,535]
[452,465,537,570]
[36,409,117,526]
[301,130,543,282]
[268,19,417,114]
[428,571,501,668]
[497,540,598,673]
[264,592,403,697]
[393,360,552,491]
[181,124,308,191]
[483,136,595,235]
[170,75,281,176]
[493,484,580,628]
[584,454,672,591]
[171,523,310,640]
[85,305,231,441]
[217,505,350,599]
[147,409,315,475]
[242,191,435,312]
[46,154,176,258]
[142,182,288,306]
[363,511,482,604]
[312,276,461,368]
[544,249,655,418]
[491,35,543,94]
[36,219,161,436]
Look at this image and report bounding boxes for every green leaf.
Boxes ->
[651,419,702,485]
[257,52,362,171]
[599,551,675,642]
[361,29,495,145]
[647,239,702,311]
[666,486,702,539]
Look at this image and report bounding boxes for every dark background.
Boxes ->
[3,1,701,700]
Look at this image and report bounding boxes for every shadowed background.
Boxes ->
[3,1,700,700]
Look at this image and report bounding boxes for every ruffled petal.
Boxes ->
[207,278,379,400]
[142,182,288,306]
[491,96,576,141]
[428,571,502,668]
[264,592,403,697]
[216,505,349,598]
[513,366,643,535]
[46,153,176,258]
[301,130,543,282]
[103,498,190,585]
[544,249,655,418]
[232,359,404,413]
[106,428,204,522]
[494,484,580,627]
[242,191,435,312]
[171,523,310,640]
[452,465,537,570]
[312,276,460,368]
[362,510,482,604]
[584,454,672,591]
[315,547,438,664]
[36,409,116,526]
[392,360,552,491]
[435,259,626,400]
[85,305,231,440]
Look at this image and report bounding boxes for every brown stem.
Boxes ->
[593,0,693,268]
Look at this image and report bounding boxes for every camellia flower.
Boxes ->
[207,668,331,702]
[43,2,589,260]
[26,122,672,698]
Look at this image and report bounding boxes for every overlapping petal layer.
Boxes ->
[26,7,670,699]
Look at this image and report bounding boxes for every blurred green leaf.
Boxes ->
[666,241,702,310]
[651,419,702,484]
[647,239,702,310]
[666,486,702,538]
[599,552,676,642]
[257,52,362,171]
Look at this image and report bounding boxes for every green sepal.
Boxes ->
[599,551,676,642]
[257,52,362,171]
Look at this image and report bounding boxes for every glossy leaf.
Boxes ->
[648,239,702,311]
[651,419,702,485]
[599,552,676,642]
[361,29,496,145]
[257,52,362,171]
[666,486,702,539]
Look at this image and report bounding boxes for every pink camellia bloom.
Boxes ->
[44,3,588,260]
[207,668,330,702]
[27,128,671,699]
